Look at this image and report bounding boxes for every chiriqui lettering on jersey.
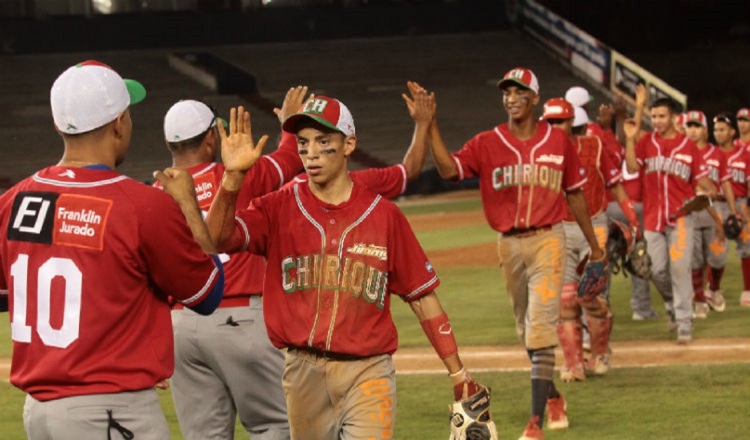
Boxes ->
[281,254,389,310]
[644,157,692,181]
[491,164,562,192]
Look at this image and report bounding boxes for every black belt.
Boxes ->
[503,224,553,238]
[287,346,370,361]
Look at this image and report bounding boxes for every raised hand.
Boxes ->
[153,167,197,207]
[218,106,269,173]
[402,81,436,124]
[274,85,315,125]
[635,83,648,109]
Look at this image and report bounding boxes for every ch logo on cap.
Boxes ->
[507,69,525,79]
[303,99,328,115]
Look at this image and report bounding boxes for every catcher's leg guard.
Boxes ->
[582,296,613,375]
[557,283,585,382]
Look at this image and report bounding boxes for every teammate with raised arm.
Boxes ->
[157,87,308,440]
[0,60,224,439]
[541,101,637,382]
[158,97,497,439]
[427,67,607,440]
[623,96,717,344]
[284,81,435,199]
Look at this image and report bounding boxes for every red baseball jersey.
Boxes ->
[700,144,731,187]
[156,131,303,298]
[734,137,750,150]
[450,122,587,232]
[222,181,439,357]
[635,132,709,231]
[0,167,221,401]
[565,135,622,221]
[284,164,408,200]
[720,145,749,198]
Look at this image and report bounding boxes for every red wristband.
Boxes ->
[618,198,639,229]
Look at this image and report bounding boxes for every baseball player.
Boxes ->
[427,67,607,440]
[684,110,734,319]
[158,98,495,440]
[0,60,224,439]
[624,96,717,344]
[157,88,308,440]
[568,85,658,320]
[283,81,436,199]
[736,108,750,150]
[542,101,638,381]
[706,112,750,312]
[735,107,750,307]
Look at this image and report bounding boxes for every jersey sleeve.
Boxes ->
[233,195,272,257]
[387,206,440,302]
[600,145,623,187]
[634,133,649,166]
[138,191,222,308]
[450,135,482,181]
[350,165,408,199]
[690,142,709,181]
[563,135,587,192]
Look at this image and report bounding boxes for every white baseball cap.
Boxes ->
[164,100,218,142]
[50,60,146,134]
[565,86,593,107]
[282,96,356,136]
[573,106,589,127]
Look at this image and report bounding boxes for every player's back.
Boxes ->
[0,165,219,401]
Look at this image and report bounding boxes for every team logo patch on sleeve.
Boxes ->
[8,191,112,251]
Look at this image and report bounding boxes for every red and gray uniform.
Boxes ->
[0,166,221,401]
[635,131,709,333]
[692,145,731,271]
[713,146,750,262]
[155,131,301,440]
[450,122,585,349]
[603,132,652,316]
[559,134,621,377]
[285,164,409,200]
[221,181,437,438]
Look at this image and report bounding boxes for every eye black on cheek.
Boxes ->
[299,149,308,155]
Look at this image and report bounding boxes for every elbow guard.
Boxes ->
[420,312,458,359]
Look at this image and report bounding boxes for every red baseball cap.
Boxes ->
[737,108,750,121]
[675,113,687,128]
[685,110,707,127]
[541,98,573,120]
[282,96,355,136]
[497,67,539,94]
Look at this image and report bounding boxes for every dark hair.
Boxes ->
[572,124,587,136]
[650,97,679,114]
[712,111,738,137]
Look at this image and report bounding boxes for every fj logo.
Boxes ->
[12,196,51,234]
[8,191,59,245]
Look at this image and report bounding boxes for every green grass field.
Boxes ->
[1,194,749,438]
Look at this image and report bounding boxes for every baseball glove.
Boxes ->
[606,219,635,276]
[678,194,710,214]
[623,238,652,280]
[449,385,497,440]
[724,214,744,240]
[577,254,608,302]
